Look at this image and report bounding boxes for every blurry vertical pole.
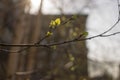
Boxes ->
[16,0,31,80]
[7,0,27,80]
[0,0,13,80]
[25,0,43,80]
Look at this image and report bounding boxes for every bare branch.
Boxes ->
[0,0,120,53]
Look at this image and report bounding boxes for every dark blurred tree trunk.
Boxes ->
[6,0,27,80]
[16,14,31,80]
[0,0,14,80]
[25,0,43,80]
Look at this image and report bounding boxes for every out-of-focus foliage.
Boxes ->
[33,15,88,80]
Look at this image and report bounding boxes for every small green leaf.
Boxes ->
[83,32,89,37]
[46,31,53,36]
[70,66,75,71]
[49,18,61,28]
[69,54,75,61]
[72,32,78,37]
[49,20,56,28]
[51,45,57,50]
[72,15,78,19]
[55,18,61,26]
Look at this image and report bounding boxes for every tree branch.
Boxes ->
[0,0,120,53]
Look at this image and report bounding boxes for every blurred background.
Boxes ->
[0,0,120,80]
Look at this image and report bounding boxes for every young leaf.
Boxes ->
[46,31,53,36]
[69,54,75,62]
[51,45,57,50]
[72,32,78,37]
[55,18,61,26]
[70,66,75,71]
[49,20,56,28]
[49,18,61,28]
[72,15,78,19]
[83,32,88,37]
